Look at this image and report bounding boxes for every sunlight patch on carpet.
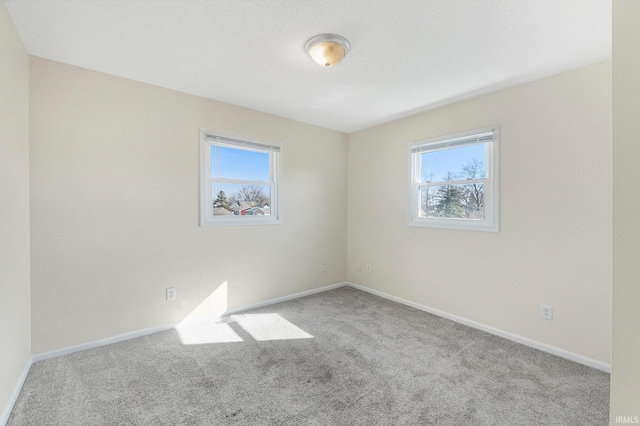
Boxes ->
[176,320,243,344]
[235,313,313,341]
[176,313,313,344]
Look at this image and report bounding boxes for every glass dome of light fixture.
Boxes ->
[305,34,350,68]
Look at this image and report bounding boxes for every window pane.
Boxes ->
[420,183,485,219]
[212,183,271,216]
[421,144,485,183]
[211,145,270,182]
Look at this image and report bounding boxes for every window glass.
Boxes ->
[201,131,282,226]
[420,183,485,219]
[409,127,498,232]
[211,145,270,182]
[421,144,485,182]
[212,183,271,216]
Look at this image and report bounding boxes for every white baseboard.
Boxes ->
[21,278,608,421]
[345,282,611,373]
[1,356,33,426]
[221,281,347,316]
[32,323,180,363]
[32,282,349,363]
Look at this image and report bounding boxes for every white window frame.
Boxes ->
[200,129,283,226]
[408,126,499,232]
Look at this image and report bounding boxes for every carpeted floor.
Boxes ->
[8,287,610,425]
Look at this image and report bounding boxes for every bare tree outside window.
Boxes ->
[421,161,485,220]
[233,185,269,207]
[460,158,485,219]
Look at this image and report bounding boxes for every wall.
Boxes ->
[347,61,612,365]
[611,0,640,420]
[0,2,31,421]
[29,57,348,354]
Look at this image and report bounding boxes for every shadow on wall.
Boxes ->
[175,281,313,345]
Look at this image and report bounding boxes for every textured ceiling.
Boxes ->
[5,0,611,133]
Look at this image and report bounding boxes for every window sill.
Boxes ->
[408,217,498,232]
[201,217,282,227]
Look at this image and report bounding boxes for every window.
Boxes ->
[408,126,499,232]
[200,130,282,226]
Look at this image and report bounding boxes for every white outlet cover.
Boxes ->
[541,304,553,320]
[166,287,176,301]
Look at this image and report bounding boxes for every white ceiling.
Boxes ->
[5,0,611,133]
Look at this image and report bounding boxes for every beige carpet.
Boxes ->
[8,287,610,425]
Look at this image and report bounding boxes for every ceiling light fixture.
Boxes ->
[305,34,350,68]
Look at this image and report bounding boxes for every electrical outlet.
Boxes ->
[321,263,326,272]
[541,304,553,320]
[365,264,372,273]
[166,287,176,301]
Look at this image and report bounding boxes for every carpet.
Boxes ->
[8,287,610,425]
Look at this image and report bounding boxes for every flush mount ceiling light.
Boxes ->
[305,34,350,68]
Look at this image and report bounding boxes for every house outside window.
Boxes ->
[200,130,282,226]
[408,126,499,232]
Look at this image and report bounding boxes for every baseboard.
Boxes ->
[32,281,349,363]
[221,281,348,316]
[32,322,180,363]
[345,282,611,373]
[1,356,33,426]
[29,279,607,385]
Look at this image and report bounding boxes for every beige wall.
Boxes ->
[347,61,612,364]
[29,57,348,353]
[0,2,31,419]
[611,0,640,420]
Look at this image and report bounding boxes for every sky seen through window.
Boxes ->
[421,144,485,181]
